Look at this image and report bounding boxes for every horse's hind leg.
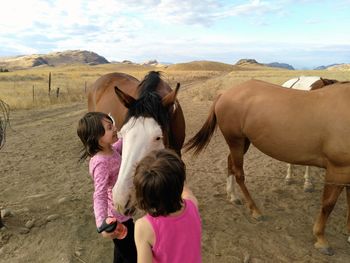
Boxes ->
[313,182,343,255]
[285,163,293,184]
[228,138,262,220]
[227,154,242,205]
[303,166,314,192]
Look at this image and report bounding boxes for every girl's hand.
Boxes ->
[182,184,198,207]
[101,230,119,239]
[101,222,128,239]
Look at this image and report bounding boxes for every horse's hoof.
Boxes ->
[252,212,264,221]
[232,198,242,205]
[304,185,314,193]
[285,178,293,185]
[317,247,334,256]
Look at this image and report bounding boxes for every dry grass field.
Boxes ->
[0,62,349,262]
[0,61,348,109]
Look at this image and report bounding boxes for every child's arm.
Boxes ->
[182,184,198,207]
[91,162,110,229]
[113,138,123,155]
[134,218,154,263]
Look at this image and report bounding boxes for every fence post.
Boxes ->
[48,72,51,95]
[32,85,35,102]
[56,87,60,98]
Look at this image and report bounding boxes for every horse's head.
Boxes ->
[112,71,180,215]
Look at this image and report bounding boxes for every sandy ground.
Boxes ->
[0,85,349,263]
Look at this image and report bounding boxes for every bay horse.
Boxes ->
[185,79,350,255]
[88,71,185,215]
[282,76,338,192]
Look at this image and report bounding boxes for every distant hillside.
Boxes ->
[235,59,294,70]
[0,50,109,70]
[314,63,350,71]
[235,59,263,67]
[314,64,339,70]
[166,60,239,71]
[266,62,294,70]
[326,64,350,71]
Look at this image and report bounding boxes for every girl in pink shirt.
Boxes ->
[133,149,202,263]
[77,112,137,263]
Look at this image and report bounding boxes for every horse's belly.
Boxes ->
[250,135,325,168]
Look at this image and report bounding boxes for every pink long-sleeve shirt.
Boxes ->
[89,139,130,227]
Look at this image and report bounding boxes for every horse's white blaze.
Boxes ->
[112,117,165,214]
[282,76,321,191]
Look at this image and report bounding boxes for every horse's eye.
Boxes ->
[156,136,161,141]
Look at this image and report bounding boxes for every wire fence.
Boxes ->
[0,99,10,150]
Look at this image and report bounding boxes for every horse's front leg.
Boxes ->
[303,166,314,192]
[313,183,343,255]
[229,145,262,220]
[226,154,242,205]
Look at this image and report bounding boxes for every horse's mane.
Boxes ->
[0,99,10,150]
[124,71,170,132]
[322,78,350,86]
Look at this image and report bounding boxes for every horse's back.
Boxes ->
[218,79,350,123]
[215,80,350,167]
[87,73,140,129]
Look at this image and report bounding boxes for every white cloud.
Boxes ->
[218,0,281,17]
[0,0,349,68]
[0,36,39,55]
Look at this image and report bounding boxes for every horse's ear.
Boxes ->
[162,83,180,108]
[114,86,136,108]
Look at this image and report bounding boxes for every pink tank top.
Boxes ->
[145,199,202,263]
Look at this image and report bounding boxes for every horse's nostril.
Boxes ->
[125,198,131,208]
[124,198,136,216]
[125,206,136,216]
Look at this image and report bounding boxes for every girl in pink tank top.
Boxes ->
[133,149,202,263]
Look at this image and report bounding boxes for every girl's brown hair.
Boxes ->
[133,149,186,216]
[77,112,112,161]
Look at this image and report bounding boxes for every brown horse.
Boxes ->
[282,76,339,192]
[88,71,186,215]
[0,99,10,228]
[185,79,350,255]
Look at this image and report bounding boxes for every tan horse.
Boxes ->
[185,79,350,255]
[88,71,186,214]
[282,76,338,192]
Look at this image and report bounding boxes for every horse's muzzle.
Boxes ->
[116,199,136,216]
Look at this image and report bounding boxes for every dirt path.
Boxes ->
[0,93,349,262]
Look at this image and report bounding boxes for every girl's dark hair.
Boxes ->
[133,149,186,216]
[77,112,112,161]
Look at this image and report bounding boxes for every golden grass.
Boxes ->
[186,68,350,101]
[165,60,238,71]
[0,62,349,110]
[0,64,156,110]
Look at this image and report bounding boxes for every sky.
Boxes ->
[0,0,350,69]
